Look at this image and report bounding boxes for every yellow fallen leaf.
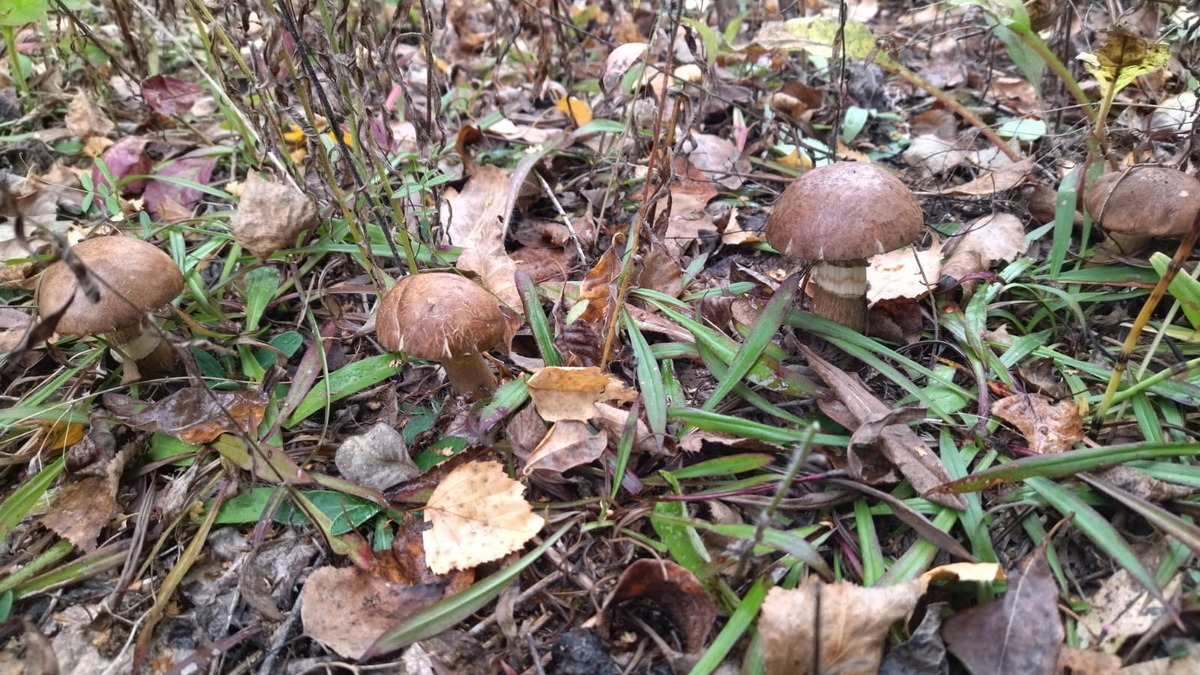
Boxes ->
[423,461,544,574]
[555,95,592,127]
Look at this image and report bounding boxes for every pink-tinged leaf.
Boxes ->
[93,136,152,195]
[143,152,217,221]
[141,75,205,116]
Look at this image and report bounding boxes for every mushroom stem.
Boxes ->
[441,353,497,397]
[809,262,868,333]
[105,322,177,379]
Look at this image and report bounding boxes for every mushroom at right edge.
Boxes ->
[1083,166,1200,256]
[765,162,923,333]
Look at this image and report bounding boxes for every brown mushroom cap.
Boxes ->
[38,236,184,336]
[765,162,923,263]
[1083,166,1200,238]
[376,273,507,359]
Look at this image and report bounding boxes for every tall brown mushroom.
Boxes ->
[765,162,923,332]
[1083,166,1200,255]
[37,236,185,381]
[375,273,508,397]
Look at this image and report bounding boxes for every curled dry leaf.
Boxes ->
[228,171,319,258]
[526,366,636,422]
[335,422,421,491]
[103,387,268,445]
[423,461,544,574]
[947,157,1035,196]
[600,559,717,653]
[685,133,750,191]
[992,393,1082,454]
[524,419,607,475]
[602,42,649,93]
[300,564,444,659]
[801,345,966,510]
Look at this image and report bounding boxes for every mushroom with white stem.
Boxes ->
[37,236,185,382]
[764,162,923,333]
[1083,165,1200,256]
[375,272,509,397]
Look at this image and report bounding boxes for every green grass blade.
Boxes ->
[688,577,768,675]
[936,442,1200,493]
[701,272,800,411]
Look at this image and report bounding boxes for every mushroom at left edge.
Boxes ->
[37,236,185,382]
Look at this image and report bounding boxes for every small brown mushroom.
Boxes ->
[37,236,185,381]
[765,162,923,332]
[1084,166,1200,255]
[375,273,508,397]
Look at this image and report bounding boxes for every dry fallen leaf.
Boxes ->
[524,420,607,475]
[228,171,319,258]
[801,345,966,510]
[441,165,521,309]
[65,91,116,138]
[103,388,268,445]
[39,443,135,552]
[335,422,421,491]
[942,545,1063,675]
[993,393,1083,454]
[941,213,1029,287]
[1078,541,1183,654]
[600,559,717,653]
[423,461,544,574]
[526,366,636,422]
[761,576,923,675]
[300,563,444,659]
[866,241,942,305]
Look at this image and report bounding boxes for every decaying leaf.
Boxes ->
[993,392,1083,454]
[526,366,636,422]
[335,422,421,491]
[103,388,268,444]
[942,545,1063,675]
[300,563,444,659]
[600,559,717,654]
[948,157,1035,196]
[524,420,607,475]
[423,461,544,574]
[228,171,319,258]
[1077,26,1169,102]
[1078,542,1183,654]
[801,346,966,510]
[39,443,136,552]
